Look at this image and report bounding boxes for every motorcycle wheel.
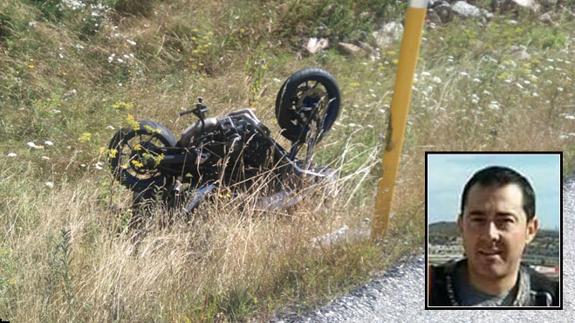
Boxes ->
[108,120,177,191]
[275,67,341,144]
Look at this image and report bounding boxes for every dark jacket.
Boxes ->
[429,259,559,307]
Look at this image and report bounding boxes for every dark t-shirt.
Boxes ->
[453,262,517,306]
[429,259,559,307]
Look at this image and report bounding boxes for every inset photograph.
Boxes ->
[425,152,562,308]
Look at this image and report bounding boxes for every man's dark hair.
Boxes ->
[459,166,536,222]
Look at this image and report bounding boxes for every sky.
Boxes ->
[427,153,561,230]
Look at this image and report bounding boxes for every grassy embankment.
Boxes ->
[1,0,574,321]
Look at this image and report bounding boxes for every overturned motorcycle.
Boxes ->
[107,68,342,220]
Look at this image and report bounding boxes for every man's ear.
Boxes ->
[526,217,539,244]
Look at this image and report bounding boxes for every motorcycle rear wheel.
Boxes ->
[275,67,341,144]
[108,120,177,191]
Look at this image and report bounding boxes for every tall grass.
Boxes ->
[0,144,419,321]
[1,0,574,321]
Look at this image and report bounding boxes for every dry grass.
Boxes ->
[1,0,574,321]
[0,144,416,322]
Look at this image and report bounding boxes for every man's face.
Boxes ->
[458,183,538,281]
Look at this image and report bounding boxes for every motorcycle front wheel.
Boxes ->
[108,120,177,191]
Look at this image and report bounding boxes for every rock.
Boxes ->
[427,10,444,25]
[538,11,556,24]
[510,45,531,60]
[358,41,380,60]
[452,1,482,18]
[337,42,363,56]
[434,3,454,23]
[492,0,542,13]
[511,0,542,11]
[429,0,448,8]
[304,37,329,54]
[372,22,404,49]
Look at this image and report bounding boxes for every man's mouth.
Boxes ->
[478,249,503,258]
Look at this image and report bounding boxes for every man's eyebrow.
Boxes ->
[495,212,518,219]
[467,210,486,216]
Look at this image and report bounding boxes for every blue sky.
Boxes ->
[427,153,561,230]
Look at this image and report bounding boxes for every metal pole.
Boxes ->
[371,0,428,239]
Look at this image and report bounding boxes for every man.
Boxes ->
[429,166,559,306]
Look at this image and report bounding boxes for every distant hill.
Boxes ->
[428,221,458,236]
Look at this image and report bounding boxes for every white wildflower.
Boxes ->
[44,140,54,146]
[471,94,480,104]
[126,39,137,46]
[557,87,564,92]
[472,78,481,83]
[95,162,104,170]
[41,156,50,160]
[27,142,44,149]
[432,76,442,83]
[488,101,500,111]
[6,152,17,157]
[565,115,575,120]
[106,125,115,130]
[45,182,54,188]
[61,0,85,10]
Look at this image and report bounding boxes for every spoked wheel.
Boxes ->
[108,120,177,191]
[275,68,341,168]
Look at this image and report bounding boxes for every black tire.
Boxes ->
[275,67,341,143]
[108,120,177,191]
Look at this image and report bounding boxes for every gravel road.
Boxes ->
[274,178,573,322]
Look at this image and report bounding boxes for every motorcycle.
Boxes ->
[107,67,342,217]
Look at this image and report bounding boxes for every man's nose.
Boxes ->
[485,221,500,241]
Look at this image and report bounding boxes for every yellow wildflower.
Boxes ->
[131,160,144,168]
[78,132,92,143]
[126,114,140,131]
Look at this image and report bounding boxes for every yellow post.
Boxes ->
[371,0,428,239]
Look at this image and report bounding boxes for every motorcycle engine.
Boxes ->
[186,109,275,185]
